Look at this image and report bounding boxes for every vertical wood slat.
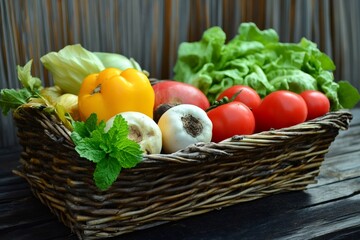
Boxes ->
[1,0,360,150]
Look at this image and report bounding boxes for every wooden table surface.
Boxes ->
[1,108,359,240]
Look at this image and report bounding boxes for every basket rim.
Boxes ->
[12,105,353,164]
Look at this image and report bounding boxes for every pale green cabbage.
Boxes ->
[40,44,145,95]
[40,44,105,95]
[94,52,142,72]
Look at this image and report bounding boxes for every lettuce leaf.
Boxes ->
[267,69,317,93]
[337,81,360,109]
[173,22,360,109]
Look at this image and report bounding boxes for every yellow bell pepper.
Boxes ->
[78,68,155,122]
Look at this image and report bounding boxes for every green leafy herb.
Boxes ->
[0,60,42,115]
[71,113,143,190]
[0,88,32,115]
[173,22,360,110]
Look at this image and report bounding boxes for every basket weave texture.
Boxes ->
[12,106,352,239]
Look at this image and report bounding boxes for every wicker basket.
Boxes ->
[12,105,352,239]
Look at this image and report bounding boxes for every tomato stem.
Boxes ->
[206,90,242,112]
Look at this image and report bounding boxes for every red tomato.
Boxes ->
[207,102,255,142]
[217,85,262,110]
[254,90,308,132]
[300,90,330,120]
[152,81,210,110]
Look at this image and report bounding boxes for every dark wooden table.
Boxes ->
[1,108,360,240]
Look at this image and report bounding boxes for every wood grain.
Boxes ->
[1,0,360,149]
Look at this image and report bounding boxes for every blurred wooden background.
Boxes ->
[1,0,359,151]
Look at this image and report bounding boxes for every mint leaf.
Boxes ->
[106,115,142,168]
[93,157,122,191]
[71,113,98,140]
[85,113,101,132]
[111,140,143,168]
[0,88,32,115]
[71,122,91,145]
[71,125,89,143]
[71,114,143,190]
[106,114,130,140]
[74,137,106,163]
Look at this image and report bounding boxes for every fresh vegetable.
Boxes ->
[153,103,176,123]
[40,44,105,95]
[40,44,145,95]
[152,80,211,122]
[71,113,142,190]
[300,90,330,120]
[57,93,79,121]
[173,22,360,110]
[0,61,75,129]
[158,104,213,153]
[94,52,143,72]
[216,85,261,110]
[78,68,155,123]
[254,90,308,132]
[207,102,255,142]
[40,86,79,121]
[153,80,210,110]
[0,60,42,115]
[105,112,162,154]
[337,81,360,109]
[40,86,62,104]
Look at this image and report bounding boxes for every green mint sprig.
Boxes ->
[71,113,143,190]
